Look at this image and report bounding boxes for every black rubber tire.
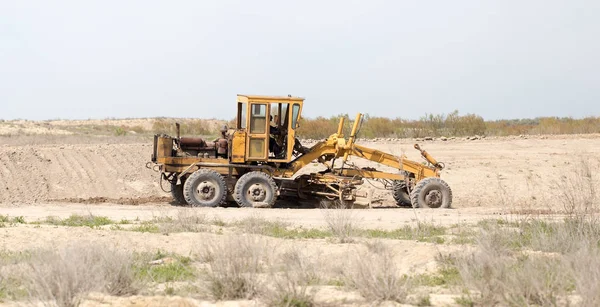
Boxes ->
[170,178,187,206]
[410,178,452,209]
[392,181,412,207]
[234,171,278,208]
[183,169,227,207]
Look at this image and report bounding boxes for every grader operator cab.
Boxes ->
[149,94,452,209]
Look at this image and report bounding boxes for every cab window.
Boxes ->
[238,102,247,129]
[291,104,301,129]
[250,104,266,134]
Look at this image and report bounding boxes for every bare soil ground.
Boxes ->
[1,123,599,306]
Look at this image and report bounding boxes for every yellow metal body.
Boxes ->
[154,95,442,185]
[231,131,246,163]
[272,136,439,181]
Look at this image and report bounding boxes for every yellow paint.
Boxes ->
[231,130,246,163]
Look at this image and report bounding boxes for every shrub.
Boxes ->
[152,119,215,136]
[321,204,357,243]
[200,235,271,300]
[114,126,127,136]
[23,242,139,307]
[266,248,319,307]
[41,214,114,228]
[456,226,573,306]
[296,112,600,139]
[343,245,410,303]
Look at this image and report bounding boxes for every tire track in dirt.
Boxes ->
[43,148,70,178]
[96,146,120,177]
[69,147,94,183]
[56,149,82,182]
[3,151,26,202]
[0,148,50,203]
[88,147,121,195]
[114,144,159,198]
[24,149,51,202]
[0,154,12,199]
[78,149,111,197]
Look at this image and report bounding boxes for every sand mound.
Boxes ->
[0,144,161,204]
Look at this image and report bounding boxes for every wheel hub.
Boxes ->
[248,184,267,202]
[196,181,217,201]
[425,190,442,207]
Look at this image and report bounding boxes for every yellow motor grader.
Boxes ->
[149,95,452,208]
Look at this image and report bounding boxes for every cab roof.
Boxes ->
[237,94,305,103]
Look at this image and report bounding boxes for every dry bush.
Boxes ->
[266,247,320,307]
[456,226,572,306]
[567,243,600,306]
[445,111,486,136]
[297,115,348,139]
[457,217,600,306]
[152,119,214,136]
[360,116,406,138]
[343,245,410,303]
[22,242,139,307]
[321,202,357,243]
[199,235,271,300]
[297,111,488,139]
[156,209,209,234]
[486,116,600,136]
[553,157,599,220]
[235,214,288,235]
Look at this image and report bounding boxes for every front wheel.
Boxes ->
[392,181,411,207]
[234,171,278,208]
[410,178,452,208]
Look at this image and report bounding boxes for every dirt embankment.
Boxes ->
[0,144,161,204]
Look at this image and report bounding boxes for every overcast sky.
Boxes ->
[1,1,598,121]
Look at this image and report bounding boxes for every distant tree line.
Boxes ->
[295,111,600,139]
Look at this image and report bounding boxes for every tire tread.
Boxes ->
[183,169,227,207]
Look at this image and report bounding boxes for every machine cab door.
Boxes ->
[245,103,269,161]
[285,103,302,160]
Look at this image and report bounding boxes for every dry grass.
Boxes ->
[455,220,600,305]
[199,235,272,300]
[18,242,139,307]
[567,244,600,306]
[451,159,600,306]
[553,157,599,220]
[152,118,215,136]
[267,247,320,307]
[455,228,572,306]
[156,209,210,234]
[321,202,358,243]
[343,245,410,303]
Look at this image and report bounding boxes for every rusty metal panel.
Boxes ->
[156,137,173,158]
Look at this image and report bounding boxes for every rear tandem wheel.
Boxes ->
[234,171,278,208]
